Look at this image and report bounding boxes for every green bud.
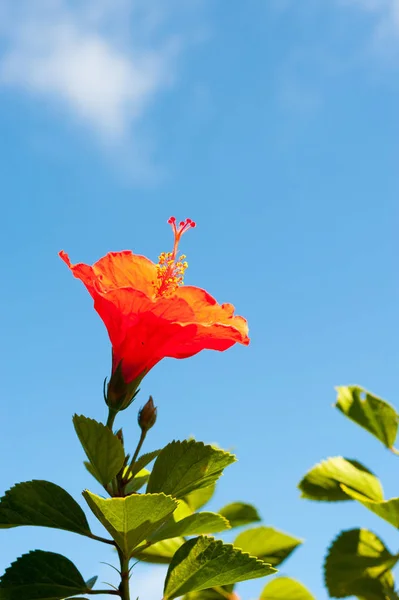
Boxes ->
[138,396,157,432]
[105,362,144,412]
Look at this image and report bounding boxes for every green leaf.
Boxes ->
[183,585,235,600]
[260,577,315,600]
[83,461,101,484]
[83,490,177,555]
[172,499,193,520]
[147,440,236,498]
[324,528,397,599]
[234,526,302,566]
[151,512,230,542]
[85,576,97,589]
[335,386,398,450]
[184,484,216,511]
[218,503,261,528]
[124,469,150,494]
[0,550,88,599]
[0,480,91,537]
[299,456,383,502]
[130,449,161,478]
[73,415,125,486]
[132,537,185,564]
[131,501,193,555]
[342,485,399,529]
[163,536,276,599]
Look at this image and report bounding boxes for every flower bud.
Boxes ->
[138,396,157,432]
[105,361,144,412]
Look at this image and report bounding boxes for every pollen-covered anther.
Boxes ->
[155,217,195,296]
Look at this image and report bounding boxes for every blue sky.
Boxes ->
[0,1,398,598]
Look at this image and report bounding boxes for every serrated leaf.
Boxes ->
[163,536,276,599]
[83,490,177,555]
[299,457,383,502]
[151,512,230,542]
[130,449,161,478]
[147,440,235,498]
[324,528,397,599]
[0,480,91,536]
[73,415,125,487]
[124,469,150,494]
[132,537,185,564]
[184,485,216,511]
[335,386,398,449]
[0,550,88,599]
[342,485,399,529]
[218,503,261,528]
[260,576,315,600]
[234,526,302,566]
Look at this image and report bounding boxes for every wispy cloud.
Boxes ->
[337,0,399,57]
[0,0,190,171]
[269,0,399,144]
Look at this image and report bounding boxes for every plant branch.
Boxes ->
[88,533,116,546]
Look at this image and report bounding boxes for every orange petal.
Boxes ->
[60,250,158,299]
[59,251,98,297]
[163,321,249,359]
[175,285,249,338]
[92,251,157,297]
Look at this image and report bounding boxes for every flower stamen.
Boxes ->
[155,217,196,296]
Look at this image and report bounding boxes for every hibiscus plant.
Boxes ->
[0,218,313,600]
[299,386,399,599]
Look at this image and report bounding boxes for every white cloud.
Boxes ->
[0,1,180,142]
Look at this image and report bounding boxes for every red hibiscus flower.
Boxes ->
[60,218,249,410]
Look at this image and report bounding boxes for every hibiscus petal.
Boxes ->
[175,286,249,337]
[92,251,158,297]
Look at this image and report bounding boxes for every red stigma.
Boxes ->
[167,217,196,239]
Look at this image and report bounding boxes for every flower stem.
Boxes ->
[130,430,147,467]
[118,550,131,600]
[106,408,118,430]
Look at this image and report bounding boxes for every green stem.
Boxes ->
[118,551,131,600]
[88,590,119,596]
[130,430,147,467]
[106,408,118,430]
[88,533,116,546]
